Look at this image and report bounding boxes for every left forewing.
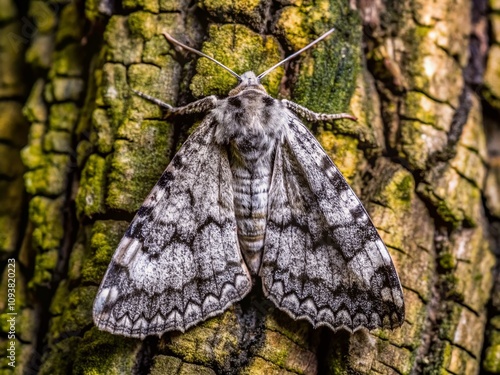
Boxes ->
[93,118,252,338]
[261,116,404,331]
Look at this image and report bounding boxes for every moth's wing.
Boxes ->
[93,117,252,338]
[261,116,404,331]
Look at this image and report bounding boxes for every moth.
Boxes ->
[93,28,405,338]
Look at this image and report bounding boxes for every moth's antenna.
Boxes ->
[257,28,336,80]
[163,33,241,80]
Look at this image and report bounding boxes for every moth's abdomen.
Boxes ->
[232,165,272,275]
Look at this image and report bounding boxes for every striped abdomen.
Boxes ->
[232,161,272,275]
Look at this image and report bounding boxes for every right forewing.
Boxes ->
[261,116,404,332]
[93,117,252,338]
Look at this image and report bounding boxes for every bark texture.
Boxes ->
[0,0,499,374]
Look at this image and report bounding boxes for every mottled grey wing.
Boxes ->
[261,116,404,331]
[93,117,252,338]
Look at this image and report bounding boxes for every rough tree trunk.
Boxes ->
[0,0,499,374]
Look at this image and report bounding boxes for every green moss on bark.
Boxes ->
[23,79,48,123]
[43,130,72,153]
[51,43,85,78]
[23,157,70,196]
[71,328,141,375]
[49,284,96,342]
[29,249,59,288]
[254,330,317,373]
[26,196,64,288]
[29,196,64,252]
[128,61,180,117]
[150,355,216,375]
[104,16,143,65]
[190,24,283,97]
[167,309,242,367]
[417,170,482,228]
[106,119,173,211]
[149,355,182,374]
[483,316,500,373]
[276,1,361,114]
[76,154,108,218]
[81,220,130,284]
[123,0,160,13]
[0,181,23,253]
[11,0,495,374]
[38,336,82,375]
[56,2,84,45]
[91,109,114,153]
[0,0,17,21]
[201,0,262,26]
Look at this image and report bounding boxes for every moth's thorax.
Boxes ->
[213,88,288,153]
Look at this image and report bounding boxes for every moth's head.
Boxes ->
[228,71,266,96]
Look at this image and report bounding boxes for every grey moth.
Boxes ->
[93,28,405,338]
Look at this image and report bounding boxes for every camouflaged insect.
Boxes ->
[93,29,405,338]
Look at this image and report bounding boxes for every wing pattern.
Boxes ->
[261,115,405,331]
[93,117,252,338]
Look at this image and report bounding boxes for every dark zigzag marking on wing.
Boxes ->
[286,118,404,291]
[125,216,233,256]
[95,283,250,336]
[264,215,403,329]
[93,115,253,337]
[125,117,219,234]
[264,229,402,331]
[102,260,248,310]
[96,262,251,336]
[263,215,379,262]
[262,115,404,331]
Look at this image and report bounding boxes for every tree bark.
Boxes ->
[0,0,499,374]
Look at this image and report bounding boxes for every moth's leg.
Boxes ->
[170,96,218,115]
[282,99,357,122]
[132,89,218,115]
